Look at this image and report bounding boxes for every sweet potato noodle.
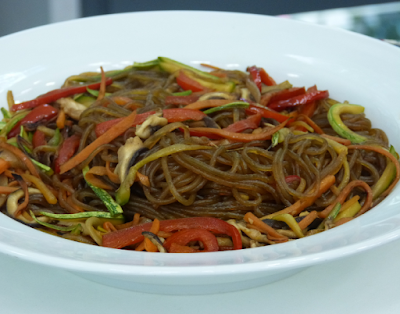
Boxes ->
[1,57,398,253]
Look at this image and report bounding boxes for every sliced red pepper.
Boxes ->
[102,217,242,250]
[247,66,262,91]
[245,105,289,123]
[259,68,276,86]
[163,228,219,252]
[298,85,318,117]
[54,134,81,173]
[269,87,306,103]
[268,90,329,112]
[8,104,59,138]
[224,113,262,133]
[164,95,200,106]
[176,70,206,92]
[32,130,47,148]
[95,109,206,137]
[11,78,113,112]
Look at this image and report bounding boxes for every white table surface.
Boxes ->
[1,239,400,314]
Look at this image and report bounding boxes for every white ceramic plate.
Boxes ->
[0,11,399,295]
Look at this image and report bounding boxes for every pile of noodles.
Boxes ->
[1,59,398,250]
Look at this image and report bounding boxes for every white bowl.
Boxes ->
[0,11,399,295]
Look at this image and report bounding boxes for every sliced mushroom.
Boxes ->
[0,174,8,208]
[227,219,273,245]
[57,97,87,120]
[198,92,235,101]
[0,150,25,169]
[7,188,49,224]
[142,231,167,253]
[135,111,168,139]
[114,136,145,183]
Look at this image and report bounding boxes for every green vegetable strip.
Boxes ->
[48,128,61,146]
[83,166,123,215]
[0,111,29,136]
[40,211,124,220]
[1,108,11,119]
[30,210,81,232]
[372,145,398,200]
[116,144,212,205]
[203,101,250,115]
[86,88,111,98]
[272,213,304,238]
[31,159,53,174]
[318,203,341,229]
[172,90,192,96]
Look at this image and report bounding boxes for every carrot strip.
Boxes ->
[136,172,150,187]
[0,141,40,178]
[296,114,324,134]
[157,230,173,238]
[85,169,114,190]
[135,241,145,251]
[60,110,137,174]
[184,99,233,110]
[133,213,141,225]
[298,211,318,230]
[348,145,400,201]
[56,109,66,129]
[20,173,57,204]
[340,195,360,213]
[321,134,351,146]
[111,96,132,106]
[335,217,353,227]
[200,63,222,70]
[319,180,373,219]
[103,221,117,232]
[264,175,336,218]
[0,159,10,175]
[97,67,106,101]
[144,219,160,252]
[0,186,19,194]
[189,119,288,143]
[105,161,120,183]
[244,212,288,242]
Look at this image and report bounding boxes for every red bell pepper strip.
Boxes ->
[32,130,47,148]
[245,105,289,123]
[102,217,242,250]
[247,66,262,91]
[298,85,318,117]
[95,109,206,137]
[268,90,329,112]
[11,78,113,112]
[269,87,306,103]
[259,68,276,86]
[163,228,219,252]
[164,94,200,106]
[54,134,81,173]
[224,113,262,133]
[8,104,59,138]
[176,70,206,92]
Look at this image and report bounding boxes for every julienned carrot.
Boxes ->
[105,161,120,184]
[296,114,324,134]
[60,110,137,174]
[189,119,288,143]
[0,141,40,178]
[298,211,318,230]
[0,159,10,175]
[56,109,66,129]
[135,241,145,251]
[184,99,233,110]
[335,217,353,227]
[200,63,223,71]
[136,172,150,187]
[84,169,114,190]
[348,145,400,201]
[264,175,336,219]
[244,212,288,242]
[319,180,373,219]
[103,221,117,232]
[97,67,106,101]
[321,134,351,146]
[144,218,160,252]
[0,186,19,194]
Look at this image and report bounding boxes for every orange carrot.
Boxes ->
[103,221,117,232]
[244,212,288,242]
[84,168,114,190]
[0,159,10,175]
[265,175,336,218]
[298,211,318,230]
[133,213,141,225]
[111,96,133,106]
[200,63,222,71]
[348,145,400,201]
[20,173,57,204]
[105,161,120,184]
[319,180,373,219]
[0,141,40,178]
[0,186,19,194]
[56,109,66,129]
[135,241,145,251]
[189,119,288,143]
[97,67,106,101]
[136,172,150,187]
[296,114,324,134]
[144,218,160,252]
[60,110,137,174]
[184,99,233,110]
[321,134,351,146]
[335,217,353,227]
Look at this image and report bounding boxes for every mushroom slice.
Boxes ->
[198,92,235,101]
[57,97,87,120]
[114,136,145,183]
[7,188,49,224]
[135,111,167,140]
